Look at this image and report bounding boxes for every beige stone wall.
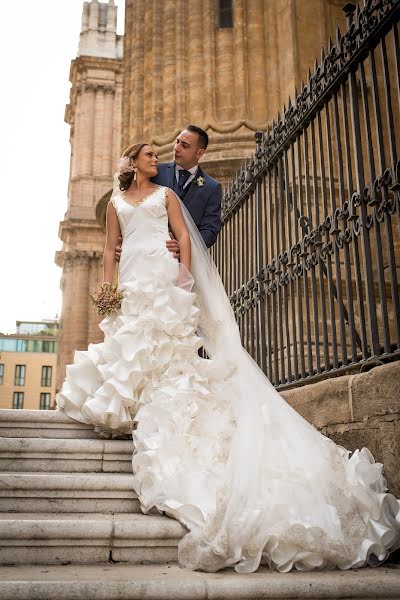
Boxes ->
[0,351,57,410]
[122,0,347,182]
[282,361,400,496]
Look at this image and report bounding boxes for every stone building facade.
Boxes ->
[56,0,348,386]
[54,0,400,494]
[55,0,123,390]
[122,0,347,183]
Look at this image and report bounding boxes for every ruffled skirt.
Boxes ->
[57,251,400,573]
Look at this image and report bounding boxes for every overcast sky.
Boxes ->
[0,0,125,334]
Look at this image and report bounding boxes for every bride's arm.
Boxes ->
[103,201,122,284]
[167,190,191,271]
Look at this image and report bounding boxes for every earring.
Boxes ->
[133,167,137,182]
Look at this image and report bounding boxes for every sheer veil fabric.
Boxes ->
[168,189,400,573]
[57,175,400,573]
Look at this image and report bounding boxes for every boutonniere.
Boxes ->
[196,176,205,187]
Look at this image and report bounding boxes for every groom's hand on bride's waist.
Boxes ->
[166,233,180,259]
[115,236,122,262]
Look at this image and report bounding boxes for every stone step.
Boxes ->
[0,409,108,440]
[0,563,399,600]
[0,437,132,473]
[0,472,140,513]
[0,512,185,565]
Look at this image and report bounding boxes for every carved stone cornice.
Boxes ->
[83,83,116,94]
[55,250,102,269]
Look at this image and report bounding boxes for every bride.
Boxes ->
[56,142,400,573]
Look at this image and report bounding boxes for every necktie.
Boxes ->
[177,169,191,196]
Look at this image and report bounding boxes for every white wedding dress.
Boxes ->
[57,184,400,573]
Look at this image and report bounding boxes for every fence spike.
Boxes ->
[336,26,342,44]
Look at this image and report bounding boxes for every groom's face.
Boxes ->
[173,130,205,170]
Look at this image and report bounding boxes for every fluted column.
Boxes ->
[151,0,163,131]
[264,0,281,117]
[132,0,145,140]
[142,0,154,141]
[72,256,90,349]
[81,85,96,174]
[233,0,248,119]
[87,255,103,343]
[162,1,176,131]
[187,0,204,124]
[246,0,267,121]
[175,0,187,127]
[71,88,83,178]
[103,88,114,175]
[215,27,235,122]
[93,86,105,176]
[203,0,217,123]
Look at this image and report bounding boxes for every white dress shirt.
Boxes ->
[175,164,198,188]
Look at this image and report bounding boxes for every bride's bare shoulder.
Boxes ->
[163,187,179,207]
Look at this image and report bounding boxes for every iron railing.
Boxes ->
[212,0,400,389]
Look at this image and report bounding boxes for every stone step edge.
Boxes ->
[0,438,132,454]
[0,409,131,441]
[0,564,399,600]
[0,513,186,543]
[0,472,134,490]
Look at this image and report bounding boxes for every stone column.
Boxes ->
[246,0,267,121]
[132,0,145,140]
[162,1,177,132]
[81,85,96,175]
[93,86,105,177]
[233,0,248,119]
[71,88,83,179]
[203,0,217,124]
[71,255,90,350]
[187,0,204,124]
[87,254,103,344]
[103,87,115,175]
[151,0,163,131]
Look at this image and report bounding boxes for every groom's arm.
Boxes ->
[198,183,222,248]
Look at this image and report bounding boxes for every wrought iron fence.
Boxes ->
[211,0,400,389]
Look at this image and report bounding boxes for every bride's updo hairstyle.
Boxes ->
[118,143,149,191]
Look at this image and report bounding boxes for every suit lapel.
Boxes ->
[167,163,176,191]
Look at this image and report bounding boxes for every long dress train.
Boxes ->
[56,184,400,573]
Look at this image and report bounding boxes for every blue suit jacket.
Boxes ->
[152,162,222,248]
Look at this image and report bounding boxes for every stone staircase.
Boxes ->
[0,408,399,600]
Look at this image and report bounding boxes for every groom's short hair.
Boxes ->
[187,125,209,150]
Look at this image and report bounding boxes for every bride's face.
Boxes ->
[134,145,158,177]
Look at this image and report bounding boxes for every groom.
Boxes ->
[116,125,222,260]
[154,125,222,251]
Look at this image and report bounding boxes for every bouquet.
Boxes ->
[91,283,124,317]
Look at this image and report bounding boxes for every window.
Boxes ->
[41,366,52,387]
[14,364,26,386]
[13,392,24,409]
[40,392,51,410]
[218,0,233,28]
[0,339,58,353]
[0,364,4,384]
